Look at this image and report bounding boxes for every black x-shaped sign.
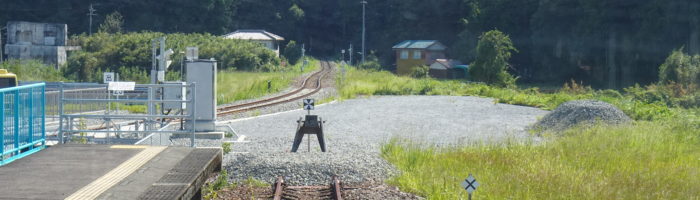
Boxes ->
[303,99,315,110]
[464,179,477,190]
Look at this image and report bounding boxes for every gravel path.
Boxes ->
[221,95,549,186]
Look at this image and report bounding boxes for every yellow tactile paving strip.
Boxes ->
[65,146,166,200]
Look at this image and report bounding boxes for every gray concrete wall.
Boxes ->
[4,21,71,69]
[6,21,67,46]
[5,44,63,69]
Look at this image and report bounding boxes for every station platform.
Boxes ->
[0,144,222,200]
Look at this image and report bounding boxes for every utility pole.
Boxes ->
[360,0,367,64]
[148,39,157,131]
[349,44,353,65]
[87,4,97,35]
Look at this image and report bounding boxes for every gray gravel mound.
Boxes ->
[533,100,630,132]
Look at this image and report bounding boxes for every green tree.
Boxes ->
[284,40,302,65]
[659,48,700,87]
[288,4,305,20]
[65,32,280,82]
[470,30,518,87]
[98,11,124,34]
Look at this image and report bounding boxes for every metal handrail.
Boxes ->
[0,83,46,166]
[57,82,197,147]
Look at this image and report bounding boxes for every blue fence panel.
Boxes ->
[0,83,45,166]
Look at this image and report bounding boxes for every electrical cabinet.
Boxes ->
[185,60,217,131]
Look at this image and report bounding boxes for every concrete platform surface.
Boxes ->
[0,144,222,200]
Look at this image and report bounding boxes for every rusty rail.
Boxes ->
[273,176,286,200]
[216,61,332,116]
[272,176,343,200]
[331,176,343,200]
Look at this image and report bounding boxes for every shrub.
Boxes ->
[659,48,700,88]
[0,59,68,82]
[283,40,302,65]
[409,65,430,78]
[357,51,382,71]
[470,30,518,87]
[358,60,382,71]
[561,79,593,94]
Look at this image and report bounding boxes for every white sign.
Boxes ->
[461,174,479,194]
[157,71,165,82]
[108,82,136,91]
[103,72,115,83]
[303,99,315,110]
[112,90,124,96]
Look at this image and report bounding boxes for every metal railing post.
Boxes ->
[14,89,20,155]
[41,85,45,146]
[59,82,64,144]
[28,87,33,151]
[191,82,196,148]
[0,93,5,157]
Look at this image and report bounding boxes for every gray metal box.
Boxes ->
[162,81,186,110]
[186,60,217,131]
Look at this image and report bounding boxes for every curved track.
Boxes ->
[216,61,332,117]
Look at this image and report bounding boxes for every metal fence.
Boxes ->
[1,83,45,166]
[39,83,148,138]
[58,82,197,147]
[42,82,147,120]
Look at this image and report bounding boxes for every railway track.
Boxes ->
[273,176,344,200]
[216,61,333,117]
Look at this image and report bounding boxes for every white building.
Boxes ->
[222,30,284,56]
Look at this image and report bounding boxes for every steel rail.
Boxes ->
[216,64,324,113]
[272,176,344,200]
[216,61,332,116]
[273,176,285,200]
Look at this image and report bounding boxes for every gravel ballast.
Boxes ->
[533,100,630,132]
[221,95,549,186]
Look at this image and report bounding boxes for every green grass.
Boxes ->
[222,142,231,155]
[381,119,700,199]
[203,169,231,199]
[337,66,700,199]
[338,67,686,121]
[111,103,147,114]
[216,57,318,105]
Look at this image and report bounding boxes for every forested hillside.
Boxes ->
[1,0,699,88]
